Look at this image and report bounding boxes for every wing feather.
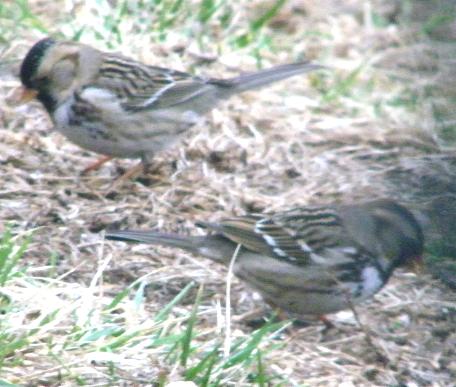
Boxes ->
[96,55,215,111]
[200,206,376,267]
[201,215,312,265]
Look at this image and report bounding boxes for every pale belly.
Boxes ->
[257,285,379,316]
[56,121,182,159]
[235,256,387,316]
[53,97,201,159]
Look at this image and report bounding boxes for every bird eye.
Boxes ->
[32,75,48,86]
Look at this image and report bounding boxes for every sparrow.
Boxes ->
[105,199,424,317]
[18,37,321,174]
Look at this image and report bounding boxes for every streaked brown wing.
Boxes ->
[271,206,349,252]
[122,79,214,111]
[98,55,212,111]
[205,215,312,264]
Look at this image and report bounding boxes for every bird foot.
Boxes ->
[105,161,145,193]
[319,315,336,330]
[81,155,113,175]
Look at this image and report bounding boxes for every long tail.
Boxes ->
[216,61,323,94]
[105,230,201,253]
[105,229,234,263]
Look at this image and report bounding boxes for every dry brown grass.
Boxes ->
[1,0,455,385]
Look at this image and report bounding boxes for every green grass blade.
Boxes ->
[221,320,285,369]
[154,281,195,322]
[0,228,29,286]
[250,0,286,32]
[184,342,221,381]
[198,348,219,387]
[0,379,18,386]
[322,65,364,102]
[180,283,203,367]
[256,349,266,387]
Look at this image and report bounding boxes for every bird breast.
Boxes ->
[51,87,203,158]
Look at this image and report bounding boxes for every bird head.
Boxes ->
[370,200,424,273]
[19,37,100,113]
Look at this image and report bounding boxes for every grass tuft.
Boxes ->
[0,229,285,384]
[0,227,29,286]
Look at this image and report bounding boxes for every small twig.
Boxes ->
[89,233,111,291]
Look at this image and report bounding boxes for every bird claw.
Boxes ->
[81,155,113,175]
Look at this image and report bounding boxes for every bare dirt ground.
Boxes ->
[1,0,455,385]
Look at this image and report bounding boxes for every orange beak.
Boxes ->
[12,86,38,105]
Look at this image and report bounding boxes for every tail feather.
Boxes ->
[215,61,323,94]
[105,229,235,263]
[105,230,200,254]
